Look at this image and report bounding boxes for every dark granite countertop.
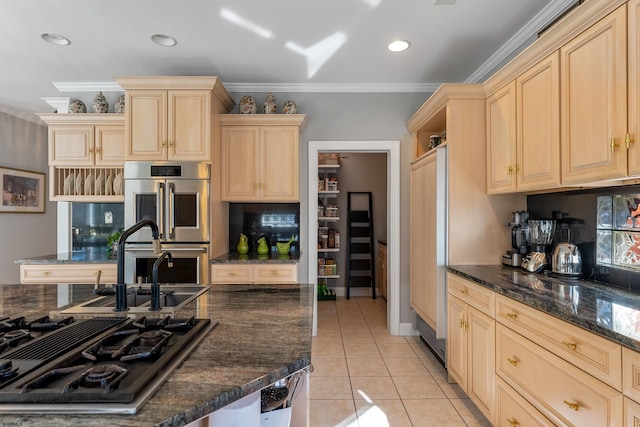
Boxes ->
[15,248,116,264]
[0,282,312,426]
[211,251,300,264]
[448,265,640,351]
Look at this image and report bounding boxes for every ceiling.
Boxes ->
[0,0,576,121]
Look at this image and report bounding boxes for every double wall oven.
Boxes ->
[124,161,210,285]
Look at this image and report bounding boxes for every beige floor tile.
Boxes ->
[350,376,399,400]
[403,399,467,427]
[310,376,353,400]
[311,358,348,377]
[371,331,408,344]
[419,356,447,376]
[310,399,359,427]
[355,399,412,427]
[432,374,468,399]
[312,341,345,359]
[341,329,375,343]
[383,357,430,377]
[377,342,416,359]
[344,342,382,359]
[449,398,493,427]
[346,358,389,377]
[392,375,446,399]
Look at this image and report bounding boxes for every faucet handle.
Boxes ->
[153,239,161,254]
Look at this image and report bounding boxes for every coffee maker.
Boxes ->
[502,211,530,267]
[521,219,556,273]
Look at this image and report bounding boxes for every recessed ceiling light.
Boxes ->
[41,33,71,46]
[388,40,410,52]
[151,34,177,47]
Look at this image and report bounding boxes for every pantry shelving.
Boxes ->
[317,157,341,297]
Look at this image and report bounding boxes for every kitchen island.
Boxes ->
[0,282,313,426]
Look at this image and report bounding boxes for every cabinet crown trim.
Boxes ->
[219,114,306,126]
[38,113,124,125]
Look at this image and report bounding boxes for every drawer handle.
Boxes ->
[459,319,465,329]
[506,312,518,320]
[507,358,519,367]
[563,400,579,411]
[270,271,279,276]
[507,418,519,426]
[42,271,51,276]
[460,289,468,295]
[463,321,468,331]
[562,341,577,351]
[226,272,237,276]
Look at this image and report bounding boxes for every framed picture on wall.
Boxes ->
[0,166,45,213]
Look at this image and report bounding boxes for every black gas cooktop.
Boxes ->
[0,315,215,414]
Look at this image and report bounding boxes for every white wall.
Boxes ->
[230,92,431,323]
[0,113,56,284]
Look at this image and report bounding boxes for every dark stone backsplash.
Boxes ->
[228,203,300,254]
[528,184,640,292]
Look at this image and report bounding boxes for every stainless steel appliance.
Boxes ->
[521,219,556,273]
[502,211,530,267]
[124,162,210,284]
[551,242,583,276]
[0,315,215,414]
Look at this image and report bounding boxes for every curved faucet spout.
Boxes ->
[151,251,173,311]
[115,218,161,312]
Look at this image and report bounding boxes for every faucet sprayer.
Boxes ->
[115,218,161,312]
[151,251,173,311]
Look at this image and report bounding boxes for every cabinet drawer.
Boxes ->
[20,264,116,284]
[624,347,640,403]
[447,273,495,317]
[497,324,622,427]
[254,264,297,284]
[625,396,640,427]
[210,265,254,284]
[497,295,622,390]
[496,377,554,427]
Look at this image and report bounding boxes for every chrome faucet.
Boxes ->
[151,251,173,311]
[115,218,161,312]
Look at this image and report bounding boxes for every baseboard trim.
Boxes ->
[399,322,418,336]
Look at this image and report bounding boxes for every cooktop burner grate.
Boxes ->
[3,318,128,361]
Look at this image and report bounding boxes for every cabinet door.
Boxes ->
[486,82,517,194]
[447,294,467,391]
[221,126,260,201]
[625,397,640,427]
[125,90,167,160]
[516,51,561,191]
[468,306,496,423]
[410,154,437,328]
[260,126,299,201]
[629,0,640,176]
[48,125,93,165]
[95,124,125,165]
[168,90,210,161]
[560,5,628,184]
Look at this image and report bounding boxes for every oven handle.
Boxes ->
[157,182,165,239]
[125,247,208,253]
[168,182,175,239]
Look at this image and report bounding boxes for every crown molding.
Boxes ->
[0,106,44,125]
[53,81,123,92]
[466,0,577,83]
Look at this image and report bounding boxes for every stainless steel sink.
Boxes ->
[60,285,210,315]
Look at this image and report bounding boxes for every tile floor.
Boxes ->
[310,296,492,427]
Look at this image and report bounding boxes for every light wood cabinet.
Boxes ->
[117,76,235,162]
[210,264,297,284]
[447,274,496,424]
[20,263,116,285]
[625,397,640,427]
[628,0,640,176]
[496,377,554,427]
[410,153,437,329]
[560,4,628,184]
[486,52,560,194]
[220,115,305,202]
[497,323,623,427]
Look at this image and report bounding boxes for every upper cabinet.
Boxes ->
[628,0,640,175]
[116,76,235,162]
[486,53,561,194]
[220,115,305,202]
[561,4,628,184]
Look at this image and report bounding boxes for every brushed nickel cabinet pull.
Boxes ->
[563,400,579,411]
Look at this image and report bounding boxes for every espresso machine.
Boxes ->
[502,211,530,267]
[521,219,556,273]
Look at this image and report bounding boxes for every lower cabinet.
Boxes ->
[496,377,554,427]
[19,264,116,284]
[210,264,298,284]
[447,275,496,424]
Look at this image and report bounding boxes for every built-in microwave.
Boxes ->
[124,244,209,285]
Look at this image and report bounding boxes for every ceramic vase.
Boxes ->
[93,92,109,113]
[263,92,276,114]
[238,95,257,114]
[282,100,297,114]
[114,95,125,113]
[69,99,87,114]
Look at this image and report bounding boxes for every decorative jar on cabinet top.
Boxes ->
[238,95,257,114]
[114,94,125,113]
[92,92,109,113]
[282,100,297,114]
[263,92,276,114]
[69,99,87,114]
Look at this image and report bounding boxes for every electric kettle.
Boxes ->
[551,242,582,276]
